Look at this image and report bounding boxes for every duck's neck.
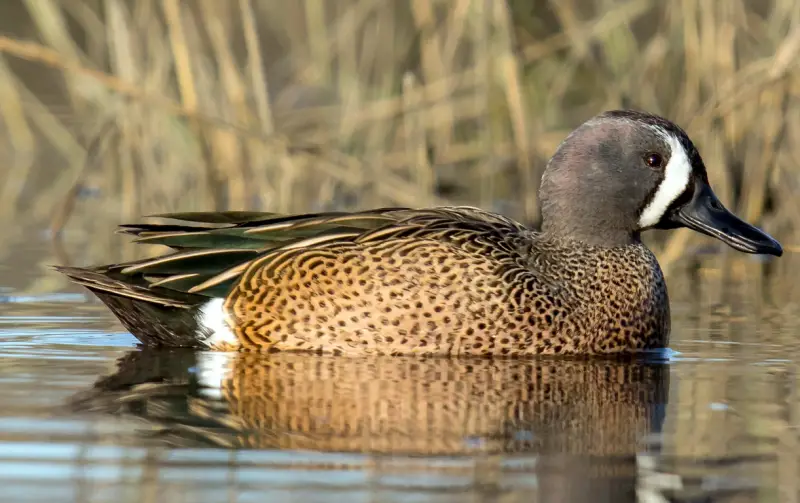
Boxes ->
[540,222,642,249]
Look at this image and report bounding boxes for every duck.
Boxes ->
[56,110,783,356]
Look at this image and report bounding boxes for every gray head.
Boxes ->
[539,110,782,256]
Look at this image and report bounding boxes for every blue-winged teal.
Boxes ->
[57,110,782,356]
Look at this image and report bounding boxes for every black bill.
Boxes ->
[666,178,783,257]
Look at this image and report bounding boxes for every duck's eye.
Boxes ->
[645,152,664,168]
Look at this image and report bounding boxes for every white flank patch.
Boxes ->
[196,351,234,400]
[638,129,693,228]
[196,298,240,349]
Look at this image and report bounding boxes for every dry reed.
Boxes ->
[0,0,797,277]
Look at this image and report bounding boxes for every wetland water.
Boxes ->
[0,231,798,503]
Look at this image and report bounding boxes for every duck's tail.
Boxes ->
[54,265,221,348]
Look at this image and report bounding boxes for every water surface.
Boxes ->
[0,232,797,503]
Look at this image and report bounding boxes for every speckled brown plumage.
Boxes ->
[224,208,670,355]
[56,207,669,355]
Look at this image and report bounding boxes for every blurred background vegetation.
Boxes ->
[0,0,798,290]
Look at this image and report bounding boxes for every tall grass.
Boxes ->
[0,0,798,275]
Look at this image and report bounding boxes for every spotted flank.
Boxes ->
[55,110,783,356]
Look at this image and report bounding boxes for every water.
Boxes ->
[0,233,797,503]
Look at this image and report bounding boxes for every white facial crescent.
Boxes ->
[638,129,692,228]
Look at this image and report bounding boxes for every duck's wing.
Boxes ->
[57,206,527,300]
[102,207,527,296]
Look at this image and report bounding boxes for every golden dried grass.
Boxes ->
[0,0,797,275]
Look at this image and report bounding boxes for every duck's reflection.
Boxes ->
[70,350,669,501]
[71,350,668,453]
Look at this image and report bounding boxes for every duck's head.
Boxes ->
[539,110,782,256]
